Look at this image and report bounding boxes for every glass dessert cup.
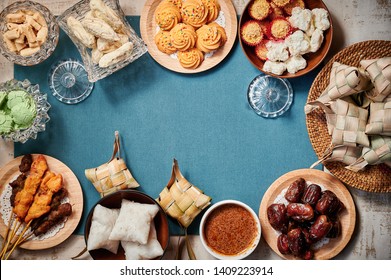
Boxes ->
[0,79,50,143]
[247,74,293,118]
[48,59,93,104]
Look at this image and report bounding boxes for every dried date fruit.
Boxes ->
[315,190,342,215]
[301,184,321,205]
[326,219,341,238]
[287,228,306,257]
[285,177,306,202]
[286,203,314,222]
[277,234,291,255]
[302,249,314,260]
[301,227,313,245]
[267,203,289,233]
[309,215,333,242]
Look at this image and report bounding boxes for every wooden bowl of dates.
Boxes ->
[259,169,356,260]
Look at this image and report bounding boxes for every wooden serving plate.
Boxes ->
[239,0,333,78]
[0,154,83,250]
[259,169,356,260]
[140,0,238,73]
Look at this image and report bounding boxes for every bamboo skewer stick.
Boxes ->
[1,219,22,259]
[0,214,14,257]
[4,220,32,260]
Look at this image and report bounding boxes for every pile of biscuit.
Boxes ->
[66,0,133,68]
[3,9,48,57]
[154,0,227,69]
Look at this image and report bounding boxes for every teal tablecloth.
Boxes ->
[14,16,321,235]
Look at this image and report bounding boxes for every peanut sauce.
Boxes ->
[204,204,258,255]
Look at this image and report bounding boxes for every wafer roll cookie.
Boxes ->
[6,23,20,30]
[90,0,123,31]
[15,32,26,44]
[3,28,20,40]
[99,41,133,68]
[36,26,48,43]
[82,17,119,41]
[23,25,37,44]
[67,16,96,48]
[20,46,40,56]
[33,12,47,27]
[28,41,40,48]
[91,47,103,64]
[15,41,26,52]
[3,36,17,52]
[6,12,25,23]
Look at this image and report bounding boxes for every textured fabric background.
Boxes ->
[15,17,321,235]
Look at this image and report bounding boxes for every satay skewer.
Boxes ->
[0,215,14,257]
[4,220,32,260]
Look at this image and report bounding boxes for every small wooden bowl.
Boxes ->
[239,0,333,78]
[259,169,356,260]
[84,189,170,260]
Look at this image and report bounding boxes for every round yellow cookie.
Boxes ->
[196,22,226,53]
[201,0,221,23]
[155,30,177,54]
[169,23,197,51]
[181,0,209,28]
[177,48,204,69]
[155,2,181,31]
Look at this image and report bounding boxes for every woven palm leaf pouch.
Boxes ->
[156,158,211,259]
[85,131,139,197]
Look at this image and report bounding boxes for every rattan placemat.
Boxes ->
[306,40,391,193]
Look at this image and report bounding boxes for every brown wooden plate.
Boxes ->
[140,0,237,73]
[259,169,356,260]
[0,154,83,250]
[239,0,333,78]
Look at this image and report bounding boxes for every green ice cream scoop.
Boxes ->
[7,90,31,109]
[0,112,14,134]
[10,102,37,129]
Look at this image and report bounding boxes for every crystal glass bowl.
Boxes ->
[57,0,148,82]
[0,79,50,143]
[247,74,293,118]
[0,1,59,66]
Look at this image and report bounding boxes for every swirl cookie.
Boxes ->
[201,0,221,22]
[196,22,227,53]
[177,48,204,69]
[155,30,177,54]
[165,0,182,9]
[169,23,197,51]
[181,0,209,28]
[155,1,181,31]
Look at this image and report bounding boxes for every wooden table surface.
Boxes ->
[0,0,390,260]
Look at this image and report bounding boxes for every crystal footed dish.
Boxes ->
[57,0,148,82]
[247,74,293,118]
[0,79,50,143]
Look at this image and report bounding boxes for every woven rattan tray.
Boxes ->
[306,40,391,192]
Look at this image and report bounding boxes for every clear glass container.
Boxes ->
[57,0,148,82]
[247,74,294,118]
[0,1,59,66]
[49,59,93,104]
[0,79,51,143]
